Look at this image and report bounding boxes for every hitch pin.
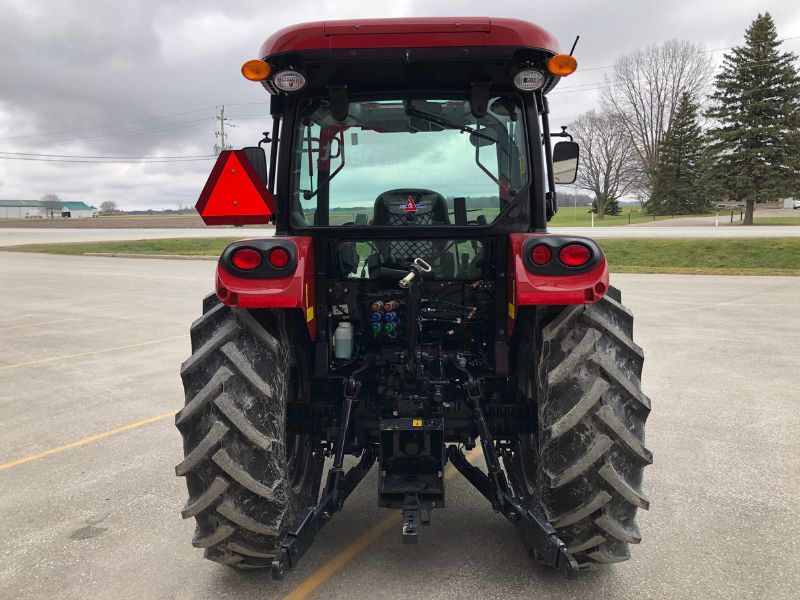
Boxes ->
[399,258,432,289]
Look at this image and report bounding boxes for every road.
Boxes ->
[1,253,798,600]
[630,207,799,227]
[0,227,269,247]
[1,224,800,248]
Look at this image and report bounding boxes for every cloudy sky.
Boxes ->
[0,0,798,210]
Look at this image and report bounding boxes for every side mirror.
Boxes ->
[552,141,579,184]
[241,146,268,187]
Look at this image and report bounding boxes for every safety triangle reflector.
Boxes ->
[195,150,276,225]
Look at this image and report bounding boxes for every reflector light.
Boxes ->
[547,54,578,77]
[512,69,546,91]
[273,70,307,92]
[559,244,591,267]
[195,150,276,225]
[241,59,271,81]
[531,244,552,266]
[268,247,290,269]
[231,248,262,270]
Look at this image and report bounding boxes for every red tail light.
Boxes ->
[559,244,591,267]
[231,248,262,270]
[531,244,552,266]
[268,247,290,269]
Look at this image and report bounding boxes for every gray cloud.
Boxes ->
[0,0,797,209]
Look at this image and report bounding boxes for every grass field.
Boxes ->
[307,206,706,227]
[600,238,800,275]
[732,217,800,226]
[549,206,686,227]
[4,238,244,256]
[6,237,799,276]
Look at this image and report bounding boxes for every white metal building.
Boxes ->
[0,200,42,218]
[59,202,98,219]
[0,199,98,219]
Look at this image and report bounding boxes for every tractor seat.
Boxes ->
[372,189,450,264]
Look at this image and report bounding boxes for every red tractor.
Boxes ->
[176,17,651,579]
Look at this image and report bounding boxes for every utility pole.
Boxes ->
[214,106,232,156]
[219,105,226,152]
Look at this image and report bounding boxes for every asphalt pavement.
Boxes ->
[1,252,798,600]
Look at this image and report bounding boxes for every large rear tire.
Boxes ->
[509,288,652,570]
[175,294,323,568]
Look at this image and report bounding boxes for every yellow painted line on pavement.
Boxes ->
[0,410,177,471]
[0,318,75,332]
[0,334,187,370]
[282,446,484,600]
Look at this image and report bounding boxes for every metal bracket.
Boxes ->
[271,446,376,579]
[447,445,578,578]
[271,369,374,580]
[328,84,349,121]
[470,81,492,118]
[447,374,579,578]
[402,494,420,544]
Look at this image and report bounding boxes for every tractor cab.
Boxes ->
[201,17,579,234]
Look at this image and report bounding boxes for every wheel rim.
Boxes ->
[286,433,311,493]
[286,348,313,495]
[515,340,539,499]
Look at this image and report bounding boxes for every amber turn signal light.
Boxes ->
[241,59,271,81]
[546,54,578,77]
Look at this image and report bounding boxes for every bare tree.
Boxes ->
[602,39,713,198]
[99,201,118,215]
[39,194,63,219]
[176,200,186,213]
[572,111,638,219]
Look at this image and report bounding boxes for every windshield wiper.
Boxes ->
[403,102,496,144]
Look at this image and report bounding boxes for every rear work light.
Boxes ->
[512,68,546,92]
[268,247,290,269]
[531,244,552,266]
[272,70,307,92]
[231,248,262,270]
[559,243,591,267]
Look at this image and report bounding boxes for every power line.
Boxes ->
[577,35,800,73]
[0,155,215,164]
[0,151,215,159]
[551,48,800,97]
[20,119,213,148]
[0,102,267,143]
[0,107,214,142]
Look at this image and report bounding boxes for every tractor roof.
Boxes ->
[259,17,560,60]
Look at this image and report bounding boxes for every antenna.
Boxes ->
[569,36,580,56]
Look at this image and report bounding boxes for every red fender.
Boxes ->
[215,237,316,340]
[507,233,609,337]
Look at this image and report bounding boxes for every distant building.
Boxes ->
[0,199,98,219]
[60,201,98,219]
[0,199,42,219]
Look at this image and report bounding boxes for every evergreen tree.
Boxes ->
[649,92,708,214]
[706,12,800,224]
[591,198,622,216]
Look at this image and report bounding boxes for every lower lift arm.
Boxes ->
[446,373,579,578]
[271,363,375,580]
